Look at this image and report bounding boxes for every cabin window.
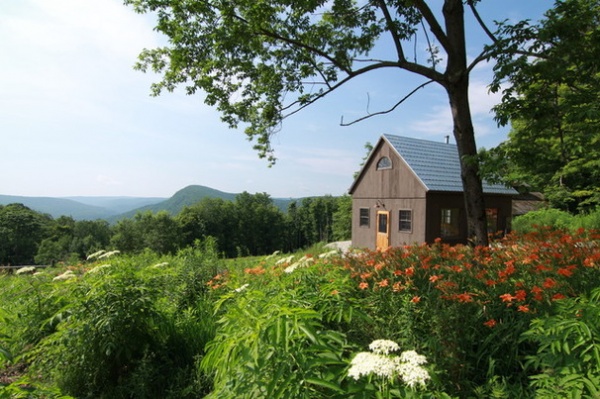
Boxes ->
[440,208,459,238]
[398,210,412,232]
[486,208,499,233]
[359,208,370,227]
[376,156,392,170]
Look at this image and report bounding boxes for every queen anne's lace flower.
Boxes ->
[397,359,430,388]
[348,352,398,380]
[283,255,314,273]
[399,349,427,365]
[98,250,120,259]
[53,270,76,281]
[86,264,111,274]
[15,266,36,275]
[347,340,430,389]
[233,283,250,293]
[369,339,400,355]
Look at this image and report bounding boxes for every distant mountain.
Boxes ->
[0,195,116,220]
[111,185,296,222]
[0,186,298,222]
[113,185,237,220]
[64,196,165,214]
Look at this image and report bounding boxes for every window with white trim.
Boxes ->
[376,157,392,170]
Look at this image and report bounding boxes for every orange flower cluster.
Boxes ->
[244,266,266,275]
[344,228,600,328]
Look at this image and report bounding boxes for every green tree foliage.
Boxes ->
[284,196,341,251]
[36,218,112,264]
[177,198,238,256]
[123,0,531,246]
[234,192,285,256]
[177,193,286,257]
[0,204,52,265]
[332,194,352,241]
[490,0,600,212]
[111,211,181,255]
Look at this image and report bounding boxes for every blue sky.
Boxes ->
[0,1,552,199]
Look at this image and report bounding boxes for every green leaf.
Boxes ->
[305,377,345,393]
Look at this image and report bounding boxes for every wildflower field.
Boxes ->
[1,229,600,398]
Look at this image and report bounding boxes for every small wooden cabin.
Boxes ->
[349,134,518,250]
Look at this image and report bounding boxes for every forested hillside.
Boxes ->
[0,193,351,265]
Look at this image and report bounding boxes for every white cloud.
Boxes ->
[96,174,123,187]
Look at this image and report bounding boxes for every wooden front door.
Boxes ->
[376,211,390,251]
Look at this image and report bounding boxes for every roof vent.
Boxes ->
[444,135,450,144]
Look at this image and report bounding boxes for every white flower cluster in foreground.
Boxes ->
[348,340,430,389]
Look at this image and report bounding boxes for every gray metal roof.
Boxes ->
[384,134,518,195]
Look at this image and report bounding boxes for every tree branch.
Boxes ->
[376,0,406,62]
[339,80,435,126]
[412,0,451,54]
[467,0,499,43]
[281,61,402,114]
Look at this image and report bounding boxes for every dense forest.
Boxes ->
[0,193,351,266]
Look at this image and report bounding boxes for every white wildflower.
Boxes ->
[284,255,314,273]
[53,270,76,281]
[15,266,36,275]
[397,360,430,388]
[86,264,111,274]
[399,350,427,366]
[319,250,339,259]
[265,250,281,260]
[348,352,399,380]
[276,255,295,265]
[233,283,250,293]
[98,250,120,259]
[284,262,299,273]
[86,250,106,261]
[369,339,400,355]
[347,340,430,389]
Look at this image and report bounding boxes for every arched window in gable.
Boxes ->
[376,156,392,170]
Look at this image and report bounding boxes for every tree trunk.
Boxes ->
[446,82,489,246]
[443,0,489,246]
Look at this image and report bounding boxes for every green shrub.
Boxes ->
[522,287,600,397]
[29,254,216,399]
[512,208,573,233]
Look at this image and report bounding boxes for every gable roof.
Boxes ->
[350,134,518,195]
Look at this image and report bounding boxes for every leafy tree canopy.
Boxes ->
[489,0,600,212]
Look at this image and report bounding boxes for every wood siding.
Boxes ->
[351,140,428,248]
